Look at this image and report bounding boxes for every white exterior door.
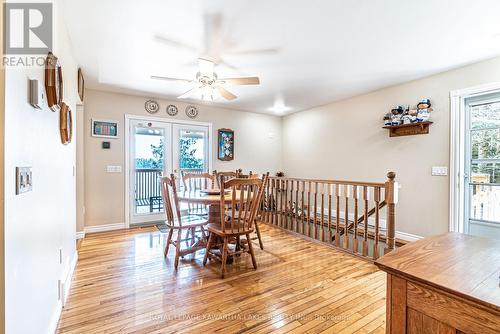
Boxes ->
[464,93,500,239]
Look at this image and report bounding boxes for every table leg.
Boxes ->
[207,204,234,264]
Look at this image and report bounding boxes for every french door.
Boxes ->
[464,92,500,239]
[127,117,211,226]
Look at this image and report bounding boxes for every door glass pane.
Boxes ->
[469,184,500,223]
[178,129,206,174]
[471,128,500,159]
[134,127,164,214]
[471,162,500,184]
[470,101,500,130]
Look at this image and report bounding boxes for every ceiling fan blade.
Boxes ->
[151,75,193,83]
[154,34,198,53]
[178,87,199,99]
[226,48,279,55]
[217,87,237,100]
[198,57,215,77]
[218,77,260,85]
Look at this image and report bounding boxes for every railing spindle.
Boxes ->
[363,186,369,257]
[335,184,340,247]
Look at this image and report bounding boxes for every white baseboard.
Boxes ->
[63,252,78,306]
[84,222,126,234]
[76,231,85,240]
[395,231,423,242]
[48,251,78,334]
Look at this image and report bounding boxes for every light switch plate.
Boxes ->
[432,166,448,176]
[16,167,33,194]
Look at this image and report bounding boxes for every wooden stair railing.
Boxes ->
[259,172,398,261]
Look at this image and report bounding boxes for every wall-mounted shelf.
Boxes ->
[383,121,433,137]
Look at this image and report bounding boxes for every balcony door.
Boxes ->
[126,116,212,226]
[464,93,500,238]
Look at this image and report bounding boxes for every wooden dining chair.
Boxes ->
[181,172,215,215]
[203,174,268,278]
[213,169,241,188]
[160,174,208,270]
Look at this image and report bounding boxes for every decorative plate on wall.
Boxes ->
[45,52,63,112]
[145,100,160,114]
[60,102,73,144]
[166,104,178,116]
[77,68,84,102]
[185,105,198,118]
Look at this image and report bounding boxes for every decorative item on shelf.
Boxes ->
[145,100,159,114]
[383,113,392,126]
[217,128,234,161]
[59,102,73,144]
[166,104,178,116]
[185,105,198,118]
[91,119,118,138]
[276,171,285,177]
[45,52,63,112]
[383,99,433,137]
[77,68,85,102]
[416,98,433,122]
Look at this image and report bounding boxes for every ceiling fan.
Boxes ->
[151,57,260,101]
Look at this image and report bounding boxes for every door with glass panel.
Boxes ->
[129,119,171,225]
[465,93,500,239]
[172,124,210,189]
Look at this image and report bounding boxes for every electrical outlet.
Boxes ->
[432,166,448,176]
[106,165,122,173]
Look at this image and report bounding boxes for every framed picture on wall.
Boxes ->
[91,119,118,138]
[218,128,234,161]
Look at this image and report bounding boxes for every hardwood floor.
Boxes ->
[57,223,386,333]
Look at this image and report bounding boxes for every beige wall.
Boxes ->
[4,1,79,332]
[76,105,85,233]
[282,56,500,238]
[83,89,282,228]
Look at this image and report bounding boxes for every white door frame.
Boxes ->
[124,114,213,228]
[449,82,500,233]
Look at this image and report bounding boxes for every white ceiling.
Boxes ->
[63,0,500,115]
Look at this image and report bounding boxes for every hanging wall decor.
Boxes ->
[45,52,63,112]
[59,102,73,144]
[185,105,198,118]
[218,128,234,161]
[91,119,118,138]
[145,100,160,114]
[166,104,178,116]
[77,68,85,102]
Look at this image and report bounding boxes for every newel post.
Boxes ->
[384,172,398,254]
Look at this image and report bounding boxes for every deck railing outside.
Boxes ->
[259,172,398,260]
[135,168,204,212]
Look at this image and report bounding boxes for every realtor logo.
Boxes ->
[4,3,53,54]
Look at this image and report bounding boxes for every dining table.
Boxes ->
[177,188,246,263]
[176,188,243,224]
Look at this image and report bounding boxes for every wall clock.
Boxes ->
[145,100,159,114]
[60,102,73,144]
[185,105,198,118]
[45,52,63,112]
[166,104,178,116]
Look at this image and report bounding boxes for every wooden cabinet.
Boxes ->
[375,233,500,334]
